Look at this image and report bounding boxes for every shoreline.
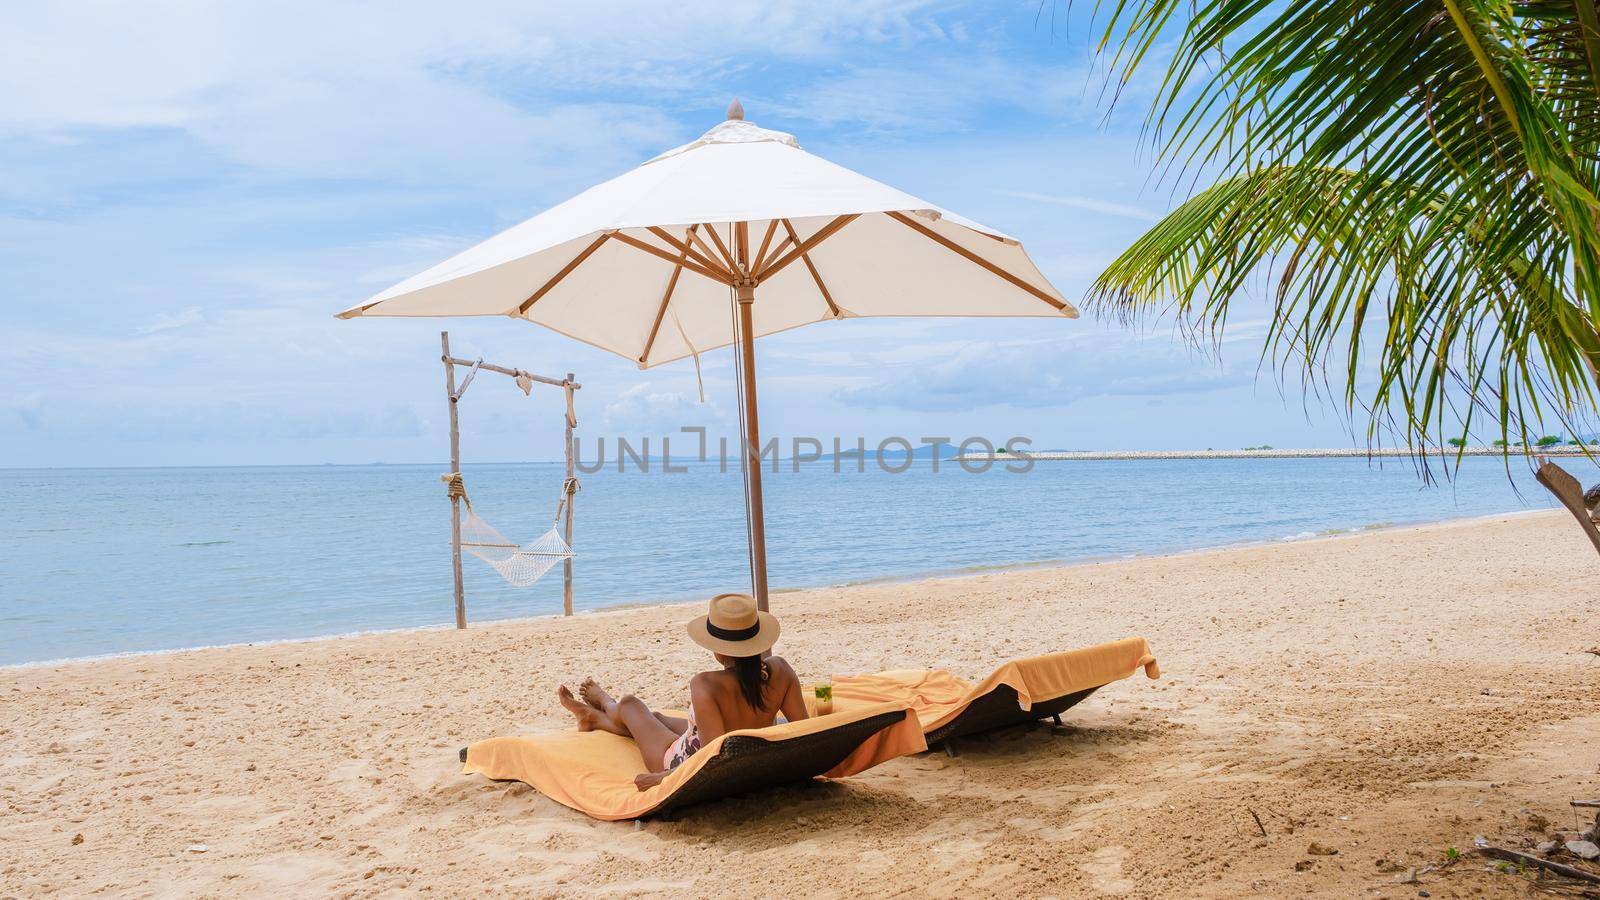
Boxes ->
[2,506,1556,673]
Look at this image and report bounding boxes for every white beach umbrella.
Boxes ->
[339,101,1075,610]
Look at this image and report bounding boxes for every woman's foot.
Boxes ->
[557,684,606,732]
[579,677,618,716]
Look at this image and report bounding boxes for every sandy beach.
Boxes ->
[4,510,1599,898]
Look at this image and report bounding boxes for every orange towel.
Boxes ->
[461,701,925,821]
[828,636,1159,732]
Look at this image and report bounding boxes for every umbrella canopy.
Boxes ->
[341,102,1074,611]
[339,104,1076,368]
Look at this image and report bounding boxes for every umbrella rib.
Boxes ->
[754,214,859,282]
[699,225,740,275]
[516,234,612,314]
[751,220,779,273]
[756,235,794,273]
[646,226,733,279]
[639,227,695,365]
[780,218,841,317]
[607,231,735,285]
[687,228,735,275]
[884,211,1077,316]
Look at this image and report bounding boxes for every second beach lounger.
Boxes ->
[828,636,1160,755]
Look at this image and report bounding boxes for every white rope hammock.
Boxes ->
[443,473,575,587]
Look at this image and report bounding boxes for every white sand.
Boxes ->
[4,511,1598,897]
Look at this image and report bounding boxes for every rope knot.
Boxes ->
[441,472,468,504]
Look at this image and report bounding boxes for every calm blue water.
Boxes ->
[1,456,1592,666]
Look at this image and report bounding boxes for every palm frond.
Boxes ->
[1085,0,1600,454]
[1095,166,1600,452]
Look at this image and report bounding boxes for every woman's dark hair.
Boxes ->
[730,654,769,709]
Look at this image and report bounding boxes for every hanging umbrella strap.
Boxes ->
[670,311,707,403]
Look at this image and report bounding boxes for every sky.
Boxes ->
[0,0,1386,468]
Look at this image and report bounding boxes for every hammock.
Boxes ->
[443,473,576,587]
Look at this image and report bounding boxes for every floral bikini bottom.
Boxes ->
[662,711,702,770]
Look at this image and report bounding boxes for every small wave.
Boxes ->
[946,558,1066,575]
[178,540,233,547]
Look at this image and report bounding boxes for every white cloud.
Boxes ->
[602,382,728,435]
[998,189,1161,222]
[771,57,1100,133]
[137,306,204,335]
[0,1,964,184]
[835,334,1251,411]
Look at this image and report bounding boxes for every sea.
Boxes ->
[2,455,1594,667]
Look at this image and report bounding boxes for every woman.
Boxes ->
[558,593,809,790]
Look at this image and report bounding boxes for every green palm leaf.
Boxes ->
[1086,0,1600,455]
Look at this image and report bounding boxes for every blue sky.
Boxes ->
[1,1,1376,467]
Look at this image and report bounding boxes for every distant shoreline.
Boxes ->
[5,445,1597,471]
[964,446,1597,462]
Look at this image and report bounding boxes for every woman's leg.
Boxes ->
[557,685,627,736]
[581,678,686,735]
[613,695,682,773]
[560,686,681,770]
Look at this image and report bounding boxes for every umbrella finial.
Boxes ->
[726,98,744,121]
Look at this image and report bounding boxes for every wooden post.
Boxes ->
[1534,458,1600,556]
[563,372,576,617]
[733,221,771,612]
[441,331,467,629]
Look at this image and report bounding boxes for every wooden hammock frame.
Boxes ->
[440,331,581,628]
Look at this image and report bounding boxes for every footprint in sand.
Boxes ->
[1079,845,1134,895]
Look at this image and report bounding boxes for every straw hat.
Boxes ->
[686,593,780,656]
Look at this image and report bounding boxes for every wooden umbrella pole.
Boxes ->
[735,283,769,611]
[563,372,576,616]
[441,331,467,629]
[733,221,770,611]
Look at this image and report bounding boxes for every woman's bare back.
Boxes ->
[688,656,808,738]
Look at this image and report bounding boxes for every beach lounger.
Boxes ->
[828,636,1160,756]
[1535,459,1600,556]
[459,702,924,821]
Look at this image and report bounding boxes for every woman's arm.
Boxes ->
[768,657,809,722]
